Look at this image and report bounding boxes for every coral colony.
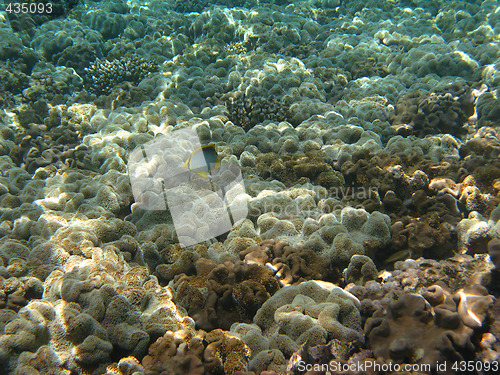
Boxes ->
[0,0,499,374]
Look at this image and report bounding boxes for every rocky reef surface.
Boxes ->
[0,0,499,374]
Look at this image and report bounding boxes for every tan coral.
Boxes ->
[253,280,363,359]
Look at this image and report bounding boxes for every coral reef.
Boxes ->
[390,82,477,136]
[252,280,363,350]
[343,254,378,286]
[84,56,159,96]
[225,92,290,131]
[247,150,344,188]
[0,0,499,373]
[365,283,494,368]
[31,18,104,75]
[142,328,250,375]
[171,257,280,331]
[240,239,335,285]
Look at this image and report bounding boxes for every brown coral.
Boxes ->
[350,57,389,80]
[247,150,344,189]
[141,329,204,375]
[240,239,337,285]
[366,292,469,366]
[390,82,476,137]
[172,258,280,331]
[365,282,494,369]
[0,275,43,312]
[225,92,290,131]
[347,254,495,328]
[142,328,250,375]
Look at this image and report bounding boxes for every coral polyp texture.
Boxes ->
[365,283,494,368]
[84,56,159,96]
[0,0,499,373]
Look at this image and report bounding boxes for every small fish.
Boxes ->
[182,144,221,178]
[384,249,412,264]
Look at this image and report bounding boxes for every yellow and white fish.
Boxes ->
[182,144,221,178]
